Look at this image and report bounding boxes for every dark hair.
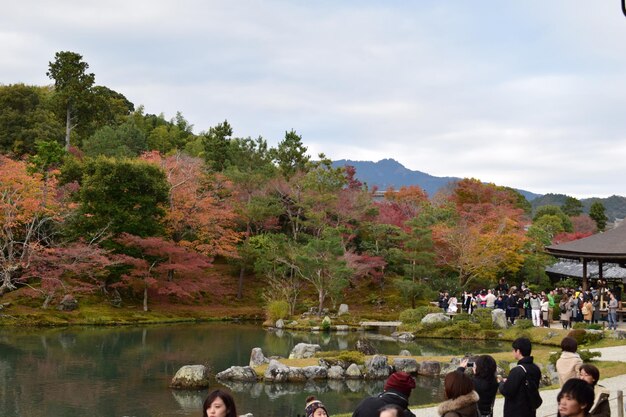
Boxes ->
[378,404,404,416]
[579,364,600,387]
[202,389,237,417]
[474,355,497,380]
[557,378,595,412]
[444,371,474,400]
[561,336,578,353]
[512,337,532,357]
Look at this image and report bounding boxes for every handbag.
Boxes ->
[517,365,543,410]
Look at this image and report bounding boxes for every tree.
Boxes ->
[115,233,212,311]
[589,201,608,232]
[0,156,60,294]
[561,196,583,217]
[271,130,310,178]
[82,118,147,158]
[202,120,233,171]
[73,157,169,238]
[395,216,437,308]
[295,230,352,314]
[533,205,573,232]
[47,51,96,150]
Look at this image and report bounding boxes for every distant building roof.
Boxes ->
[545,223,626,262]
[546,260,626,282]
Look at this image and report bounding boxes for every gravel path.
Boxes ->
[411,346,626,417]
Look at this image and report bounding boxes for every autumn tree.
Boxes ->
[589,201,608,232]
[0,156,60,294]
[47,51,95,150]
[115,233,212,311]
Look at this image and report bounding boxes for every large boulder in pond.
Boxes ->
[392,357,419,374]
[328,365,345,379]
[216,366,258,382]
[275,319,285,329]
[170,365,210,389]
[365,355,390,379]
[264,360,290,382]
[345,363,362,379]
[302,366,328,380]
[249,347,269,367]
[492,308,508,329]
[289,343,321,359]
[421,313,449,325]
[418,361,441,376]
[355,338,377,355]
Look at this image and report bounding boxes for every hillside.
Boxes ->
[333,158,542,201]
[531,193,626,221]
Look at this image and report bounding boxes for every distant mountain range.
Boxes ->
[332,158,541,201]
[332,159,626,220]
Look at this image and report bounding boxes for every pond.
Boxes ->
[0,322,506,417]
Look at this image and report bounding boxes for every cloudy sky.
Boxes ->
[2,1,626,198]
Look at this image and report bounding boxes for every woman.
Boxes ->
[557,378,595,417]
[582,298,593,324]
[579,364,611,417]
[448,296,459,314]
[437,371,479,417]
[459,355,498,417]
[556,336,583,387]
[305,396,329,417]
[592,296,601,324]
[560,294,573,329]
[202,389,238,417]
[541,295,551,328]
[607,293,618,331]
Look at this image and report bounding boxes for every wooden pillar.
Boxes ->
[582,258,588,291]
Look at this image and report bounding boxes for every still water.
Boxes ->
[0,322,505,417]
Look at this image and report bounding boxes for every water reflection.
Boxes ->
[0,323,504,417]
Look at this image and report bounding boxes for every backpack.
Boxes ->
[517,364,543,410]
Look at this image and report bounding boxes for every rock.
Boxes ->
[311,326,321,332]
[492,308,508,329]
[399,349,412,356]
[289,343,321,359]
[216,366,258,382]
[302,366,328,380]
[345,363,362,379]
[346,378,364,391]
[544,363,559,386]
[335,325,349,332]
[275,319,284,329]
[355,338,378,355]
[264,360,290,382]
[328,365,345,379]
[57,294,78,311]
[392,358,419,374]
[421,313,450,325]
[418,361,441,376]
[365,355,390,379]
[170,365,211,389]
[286,367,307,382]
[392,332,415,341]
[249,347,269,367]
[290,321,299,326]
[338,304,349,315]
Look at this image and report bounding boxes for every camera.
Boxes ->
[467,362,474,368]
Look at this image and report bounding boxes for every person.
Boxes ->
[305,396,329,417]
[507,291,519,324]
[352,371,416,417]
[437,371,479,417]
[548,290,556,325]
[557,378,595,417]
[530,293,542,327]
[379,404,405,417]
[582,298,593,324]
[578,364,611,417]
[592,296,601,324]
[498,337,542,417]
[459,355,498,417]
[607,293,618,330]
[556,336,583,386]
[541,296,551,328]
[560,294,573,329]
[202,389,238,417]
[448,296,459,314]
[485,289,496,309]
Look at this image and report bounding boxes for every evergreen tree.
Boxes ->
[589,201,608,232]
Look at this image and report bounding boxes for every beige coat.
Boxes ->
[556,351,583,386]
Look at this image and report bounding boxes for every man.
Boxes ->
[485,289,496,309]
[547,290,556,325]
[352,372,416,417]
[498,337,542,417]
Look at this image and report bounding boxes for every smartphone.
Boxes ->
[467,362,474,368]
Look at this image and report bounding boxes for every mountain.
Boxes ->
[531,193,626,221]
[332,158,541,201]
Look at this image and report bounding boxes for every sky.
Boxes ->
[2,1,626,199]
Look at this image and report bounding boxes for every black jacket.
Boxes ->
[352,390,416,417]
[457,368,498,415]
[498,356,542,417]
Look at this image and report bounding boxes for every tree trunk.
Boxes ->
[143,285,148,312]
[237,266,244,300]
[65,107,71,151]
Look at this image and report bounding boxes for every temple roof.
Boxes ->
[545,223,626,262]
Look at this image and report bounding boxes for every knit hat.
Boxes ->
[305,398,328,417]
[384,371,416,397]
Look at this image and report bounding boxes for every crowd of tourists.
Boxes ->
[436,278,622,330]
[201,337,611,417]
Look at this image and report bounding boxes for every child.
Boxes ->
[557,378,595,417]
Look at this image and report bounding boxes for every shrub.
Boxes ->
[317,350,365,365]
[567,329,586,345]
[579,349,601,362]
[515,319,534,329]
[453,313,472,322]
[321,316,331,331]
[266,300,290,321]
[399,306,441,324]
[472,309,494,328]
